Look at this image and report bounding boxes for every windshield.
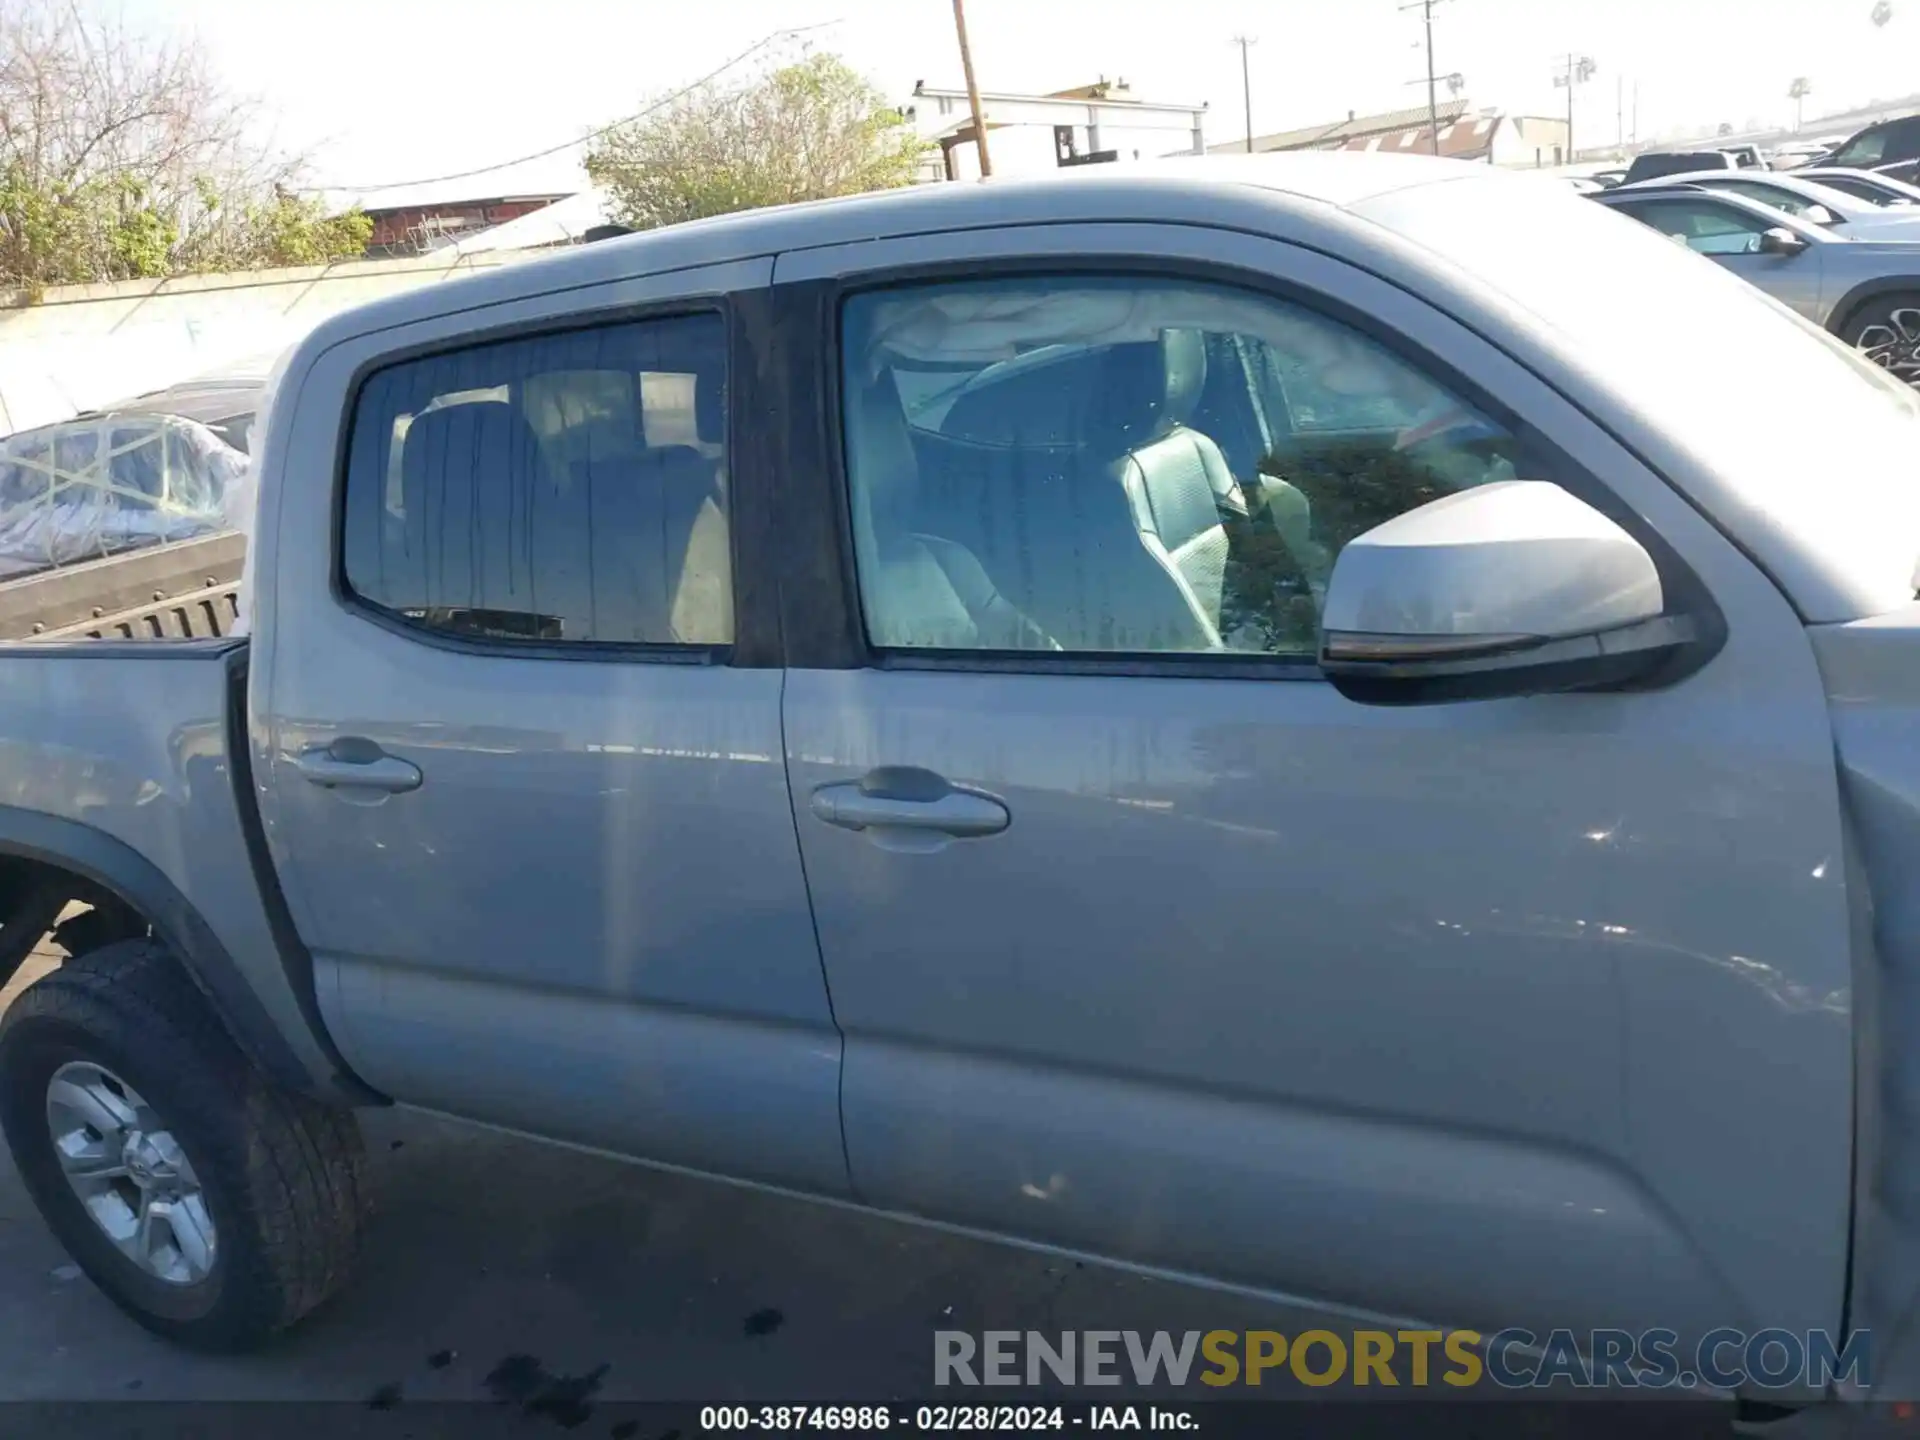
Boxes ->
[1355,173,1920,620]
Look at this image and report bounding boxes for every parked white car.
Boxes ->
[1625,168,1920,239]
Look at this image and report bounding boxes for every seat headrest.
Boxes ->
[1087,332,1210,460]
[695,368,725,447]
[399,401,547,514]
[849,370,920,549]
[1160,329,1208,430]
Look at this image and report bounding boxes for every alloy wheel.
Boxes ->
[44,1060,216,1285]
[1855,307,1920,384]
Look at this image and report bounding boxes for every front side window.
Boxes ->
[341,314,732,647]
[1616,199,1769,255]
[839,277,1518,659]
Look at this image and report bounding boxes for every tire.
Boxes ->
[0,939,369,1350]
[1838,292,1920,387]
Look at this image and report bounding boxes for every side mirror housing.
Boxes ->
[1759,225,1811,255]
[1319,481,1704,706]
[1801,205,1838,227]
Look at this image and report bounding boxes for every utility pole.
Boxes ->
[1232,35,1257,153]
[1553,53,1597,162]
[1400,0,1449,155]
[1789,77,1812,132]
[951,0,992,178]
[1616,74,1624,149]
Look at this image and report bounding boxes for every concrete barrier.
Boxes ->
[0,249,534,435]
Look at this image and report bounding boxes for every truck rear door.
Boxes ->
[251,259,850,1198]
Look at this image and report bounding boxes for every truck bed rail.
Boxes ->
[0,532,245,641]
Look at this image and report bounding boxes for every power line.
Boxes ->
[307,21,839,197]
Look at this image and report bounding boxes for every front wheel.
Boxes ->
[1839,293,1920,386]
[0,940,369,1350]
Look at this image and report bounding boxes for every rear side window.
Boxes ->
[1718,180,1816,216]
[340,314,732,647]
[1811,175,1889,204]
[1834,127,1892,167]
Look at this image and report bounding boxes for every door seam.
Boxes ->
[778,665,860,1201]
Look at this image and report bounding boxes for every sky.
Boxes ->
[114,0,1920,202]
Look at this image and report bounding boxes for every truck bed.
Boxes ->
[0,531,243,640]
[0,637,346,1095]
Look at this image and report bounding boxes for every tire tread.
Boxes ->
[0,939,367,1348]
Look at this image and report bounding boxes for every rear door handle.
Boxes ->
[810,782,1008,838]
[291,739,422,794]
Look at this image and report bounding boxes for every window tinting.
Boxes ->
[1616,199,1769,255]
[1718,180,1816,216]
[840,277,1518,659]
[341,315,732,647]
[1835,128,1891,167]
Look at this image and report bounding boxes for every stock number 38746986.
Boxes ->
[698,1404,1069,1432]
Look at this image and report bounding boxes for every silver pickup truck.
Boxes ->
[0,151,1915,1426]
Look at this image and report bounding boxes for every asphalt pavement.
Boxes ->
[0,949,1737,1438]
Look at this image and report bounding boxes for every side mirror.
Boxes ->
[1801,205,1839,227]
[1759,225,1811,255]
[1318,481,1703,706]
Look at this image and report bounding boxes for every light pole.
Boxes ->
[1553,54,1597,162]
[1789,76,1812,131]
[1400,0,1450,155]
[1232,35,1257,153]
[951,0,992,177]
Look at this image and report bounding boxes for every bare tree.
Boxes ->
[586,53,928,232]
[0,1,365,292]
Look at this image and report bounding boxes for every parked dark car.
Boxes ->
[1815,114,1920,173]
[1621,150,1740,184]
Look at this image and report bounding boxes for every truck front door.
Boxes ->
[773,225,1854,1349]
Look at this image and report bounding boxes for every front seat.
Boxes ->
[1094,333,1250,647]
[847,371,1055,652]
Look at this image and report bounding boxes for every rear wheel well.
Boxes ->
[0,855,157,994]
[1831,287,1920,340]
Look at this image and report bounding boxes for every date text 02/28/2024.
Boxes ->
[697,1405,1192,1431]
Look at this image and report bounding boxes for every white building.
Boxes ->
[907,79,1208,181]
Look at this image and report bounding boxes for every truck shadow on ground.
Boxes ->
[0,1104,1737,1437]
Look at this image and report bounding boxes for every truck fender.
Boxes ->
[0,804,322,1094]
[1825,277,1920,339]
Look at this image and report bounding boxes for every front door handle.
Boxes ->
[810,780,1009,838]
[290,739,422,794]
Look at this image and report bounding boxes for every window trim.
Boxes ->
[329,298,745,666]
[789,251,1719,681]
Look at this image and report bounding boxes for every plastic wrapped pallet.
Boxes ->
[0,414,252,580]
